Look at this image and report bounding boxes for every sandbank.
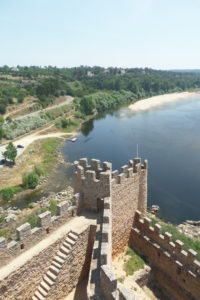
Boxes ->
[129,92,197,112]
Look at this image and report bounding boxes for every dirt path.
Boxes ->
[0,212,97,281]
[0,124,77,164]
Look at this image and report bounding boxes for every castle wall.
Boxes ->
[111,159,147,257]
[74,158,112,211]
[0,200,77,267]
[46,225,96,300]
[130,211,200,300]
[73,157,148,257]
[0,225,94,300]
[87,197,137,300]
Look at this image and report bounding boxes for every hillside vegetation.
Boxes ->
[1,66,200,140]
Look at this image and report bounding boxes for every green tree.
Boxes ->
[3,142,17,164]
[80,96,95,115]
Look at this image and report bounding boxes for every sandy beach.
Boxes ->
[129,92,197,112]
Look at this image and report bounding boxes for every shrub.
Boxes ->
[27,172,39,189]
[24,214,39,228]
[49,200,58,216]
[23,171,39,189]
[0,186,16,200]
[34,165,44,176]
[3,115,47,139]
[0,214,6,225]
[22,173,29,189]
[0,229,8,238]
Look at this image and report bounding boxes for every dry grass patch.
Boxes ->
[0,137,63,189]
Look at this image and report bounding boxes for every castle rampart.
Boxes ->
[1,156,200,300]
[130,210,200,300]
[0,200,77,267]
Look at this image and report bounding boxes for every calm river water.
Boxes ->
[62,94,200,224]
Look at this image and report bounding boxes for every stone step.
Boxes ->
[60,246,70,255]
[71,230,79,237]
[68,232,78,241]
[49,265,60,275]
[32,296,38,300]
[62,242,72,250]
[52,260,62,269]
[57,251,67,260]
[46,270,57,281]
[40,280,51,292]
[34,290,45,300]
[38,286,48,297]
[43,275,54,287]
[53,255,65,265]
[65,237,76,247]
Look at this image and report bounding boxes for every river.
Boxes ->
[62,94,200,224]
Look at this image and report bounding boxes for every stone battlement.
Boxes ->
[0,199,78,267]
[74,157,147,215]
[134,210,200,276]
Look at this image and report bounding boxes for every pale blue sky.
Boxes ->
[0,0,200,69]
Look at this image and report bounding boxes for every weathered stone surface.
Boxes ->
[16,223,31,240]
[38,211,51,227]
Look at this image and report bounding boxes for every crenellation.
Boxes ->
[164,232,172,243]
[117,173,125,184]
[91,158,101,171]
[112,170,119,180]
[129,159,134,168]
[143,217,152,230]
[38,211,51,227]
[57,201,68,216]
[133,163,141,174]
[79,157,88,169]
[154,223,161,235]
[187,249,197,264]
[17,223,31,240]
[127,168,133,178]
[7,240,18,249]
[0,201,77,267]
[175,240,184,254]
[142,159,148,170]
[103,161,112,172]
[103,209,110,223]
[133,157,141,165]
[85,170,97,182]
[132,212,200,295]
[121,165,128,176]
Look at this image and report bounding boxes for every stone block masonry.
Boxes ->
[74,157,148,257]
[0,200,77,267]
[130,210,200,300]
[3,155,200,300]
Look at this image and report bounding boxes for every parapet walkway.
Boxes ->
[0,212,97,281]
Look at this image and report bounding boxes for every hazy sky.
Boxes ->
[0,0,200,69]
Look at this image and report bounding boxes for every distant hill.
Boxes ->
[170,69,200,73]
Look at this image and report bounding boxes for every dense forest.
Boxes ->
[1,65,200,115]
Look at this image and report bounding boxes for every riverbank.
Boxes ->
[129,91,198,112]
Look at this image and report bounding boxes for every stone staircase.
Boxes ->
[32,230,79,300]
